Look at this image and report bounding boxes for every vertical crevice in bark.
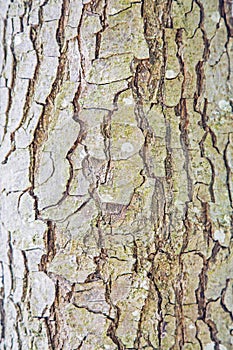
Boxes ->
[77,6,86,78]
[223,136,233,208]
[2,1,42,164]
[219,0,233,37]
[39,221,56,272]
[104,276,125,350]
[56,0,70,53]
[21,250,29,303]
[0,261,5,342]
[195,253,208,320]
[1,7,13,143]
[29,51,68,217]
[94,0,108,59]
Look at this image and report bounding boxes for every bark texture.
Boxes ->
[0,0,233,349]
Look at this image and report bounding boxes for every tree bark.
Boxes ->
[0,0,233,349]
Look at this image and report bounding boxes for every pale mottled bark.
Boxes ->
[0,0,233,349]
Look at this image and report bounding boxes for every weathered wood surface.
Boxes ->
[0,1,233,349]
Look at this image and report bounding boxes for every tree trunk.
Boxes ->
[0,0,233,349]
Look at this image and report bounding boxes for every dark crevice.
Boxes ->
[223,135,233,208]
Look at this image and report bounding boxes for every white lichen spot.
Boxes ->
[80,148,87,159]
[60,98,69,108]
[204,343,214,350]
[205,344,227,350]
[101,194,114,201]
[218,99,231,112]
[214,229,225,243]
[123,97,134,105]
[132,310,140,317]
[189,324,195,329]
[14,35,22,46]
[121,142,134,153]
[211,11,221,23]
[165,70,177,79]
[140,279,149,289]
[30,272,55,317]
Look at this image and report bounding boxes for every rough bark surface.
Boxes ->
[0,0,233,349]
